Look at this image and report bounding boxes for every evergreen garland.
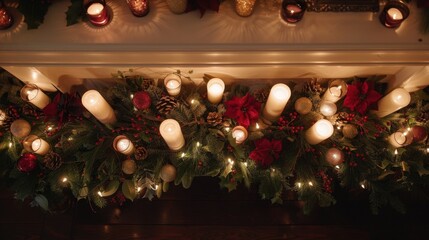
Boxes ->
[0,69,428,214]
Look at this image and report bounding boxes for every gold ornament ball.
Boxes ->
[10,119,32,138]
[342,124,358,139]
[325,148,344,166]
[160,164,177,183]
[122,159,137,175]
[294,97,313,115]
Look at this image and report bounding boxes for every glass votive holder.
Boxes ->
[0,1,14,30]
[281,0,307,23]
[126,0,150,17]
[84,0,110,27]
[379,0,409,28]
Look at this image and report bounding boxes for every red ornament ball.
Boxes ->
[412,125,428,142]
[325,148,344,166]
[132,91,152,110]
[17,153,38,173]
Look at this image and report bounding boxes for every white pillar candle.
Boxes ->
[319,101,337,117]
[82,90,117,125]
[322,80,347,103]
[160,119,185,151]
[375,88,411,118]
[262,83,291,123]
[232,126,248,144]
[164,74,182,96]
[207,78,225,104]
[388,130,413,148]
[31,138,50,155]
[20,84,50,109]
[305,119,334,145]
[113,135,135,155]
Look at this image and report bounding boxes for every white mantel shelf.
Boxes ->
[0,0,429,67]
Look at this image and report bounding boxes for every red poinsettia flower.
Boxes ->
[249,138,282,168]
[44,92,83,127]
[224,93,261,128]
[343,81,382,115]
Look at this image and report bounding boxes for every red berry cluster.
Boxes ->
[373,124,387,138]
[95,137,106,145]
[110,193,127,206]
[318,170,333,193]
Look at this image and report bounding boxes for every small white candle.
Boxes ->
[305,119,334,145]
[207,78,225,104]
[31,138,50,155]
[262,83,291,123]
[113,135,135,155]
[160,119,185,151]
[232,126,248,144]
[388,131,412,148]
[82,90,117,125]
[87,3,104,15]
[164,74,182,96]
[387,8,403,20]
[319,101,337,117]
[20,84,50,109]
[375,88,411,118]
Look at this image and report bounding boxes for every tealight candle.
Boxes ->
[322,79,347,103]
[0,2,14,30]
[113,135,135,155]
[375,88,411,118]
[20,84,50,110]
[319,101,337,117]
[126,0,150,17]
[379,1,409,28]
[82,90,117,125]
[232,126,248,144]
[262,83,291,123]
[23,135,50,155]
[388,130,413,148]
[164,74,182,97]
[281,0,307,23]
[305,119,334,145]
[160,119,185,151]
[86,1,110,26]
[207,78,225,104]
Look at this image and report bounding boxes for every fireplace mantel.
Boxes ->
[0,0,428,92]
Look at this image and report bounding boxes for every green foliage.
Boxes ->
[1,71,428,215]
[18,0,52,29]
[66,0,84,26]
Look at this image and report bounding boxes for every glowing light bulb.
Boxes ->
[297,182,302,188]
[97,191,103,197]
[308,181,314,186]
[62,177,68,182]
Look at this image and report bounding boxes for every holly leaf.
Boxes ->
[66,0,84,26]
[18,0,52,29]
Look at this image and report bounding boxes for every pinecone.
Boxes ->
[21,104,38,116]
[134,146,148,160]
[416,111,429,123]
[253,88,270,103]
[156,96,178,114]
[303,79,323,95]
[43,152,63,170]
[141,79,154,90]
[206,112,223,127]
[1,107,19,131]
[335,112,352,124]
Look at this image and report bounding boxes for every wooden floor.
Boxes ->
[1,177,428,240]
